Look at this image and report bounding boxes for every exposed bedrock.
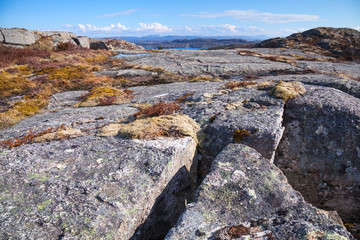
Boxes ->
[166,144,354,239]
[274,85,360,236]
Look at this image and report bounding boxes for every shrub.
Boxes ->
[0,124,65,148]
[134,101,180,118]
[0,45,51,68]
[244,75,261,81]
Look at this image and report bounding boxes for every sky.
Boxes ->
[0,0,359,38]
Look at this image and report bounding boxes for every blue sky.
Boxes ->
[0,0,359,37]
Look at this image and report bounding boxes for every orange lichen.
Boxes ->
[233,129,251,142]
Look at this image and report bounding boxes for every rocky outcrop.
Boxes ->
[1,43,360,239]
[90,38,145,51]
[0,27,142,50]
[256,27,360,61]
[0,27,36,46]
[166,144,354,239]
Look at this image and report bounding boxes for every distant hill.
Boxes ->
[116,37,261,49]
[255,27,360,61]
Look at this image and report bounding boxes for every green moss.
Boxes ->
[41,65,87,80]
[76,86,131,107]
[37,199,51,211]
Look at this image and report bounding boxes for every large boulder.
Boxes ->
[0,129,197,239]
[0,27,36,46]
[37,30,77,46]
[90,38,145,51]
[166,144,354,239]
[73,36,90,48]
[275,85,360,230]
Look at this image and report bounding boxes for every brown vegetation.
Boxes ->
[222,80,257,89]
[134,101,180,118]
[0,124,65,148]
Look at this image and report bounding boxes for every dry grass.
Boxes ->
[75,86,134,107]
[98,114,200,142]
[134,101,180,118]
[0,99,48,129]
[222,80,257,89]
[0,43,120,129]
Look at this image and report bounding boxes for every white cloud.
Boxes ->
[64,24,73,28]
[136,22,172,33]
[355,26,360,31]
[184,26,193,32]
[77,23,128,33]
[184,10,320,24]
[100,9,137,18]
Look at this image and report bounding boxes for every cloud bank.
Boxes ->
[184,10,319,24]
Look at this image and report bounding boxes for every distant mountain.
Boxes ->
[109,36,264,49]
[117,35,268,42]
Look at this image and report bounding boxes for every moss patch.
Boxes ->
[269,81,306,102]
[0,99,48,129]
[76,86,133,107]
[97,114,200,142]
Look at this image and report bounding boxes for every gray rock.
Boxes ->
[90,38,145,51]
[166,144,354,240]
[262,74,360,98]
[296,61,360,79]
[0,27,36,46]
[45,90,88,111]
[73,36,90,48]
[90,40,109,50]
[0,29,4,42]
[38,30,76,45]
[0,136,197,239]
[275,85,360,226]
[0,104,137,140]
[97,69,158,78]
[124,49,302,77]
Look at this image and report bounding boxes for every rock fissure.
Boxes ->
[0,29,5,43]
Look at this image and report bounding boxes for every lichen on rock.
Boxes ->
[269,81,306,102]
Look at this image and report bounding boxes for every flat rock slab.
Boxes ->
[123,50,301,77]
[0,104,137,140]
[296,61,360,79]
[275,85,360,224]
[45,90,88,111]
[0,136,197,239]
[262,74,360,98]
[97,69,158,78]
[166,143,354,240]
